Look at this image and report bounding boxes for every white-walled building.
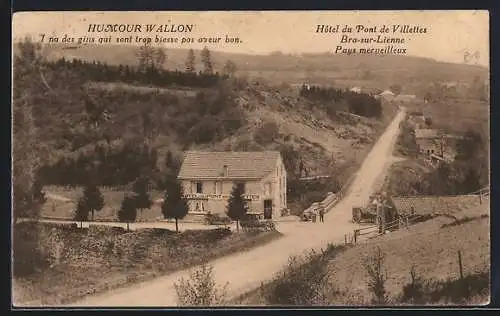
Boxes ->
[177,151,287,219]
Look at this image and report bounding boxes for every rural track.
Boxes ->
[62,108,407,307]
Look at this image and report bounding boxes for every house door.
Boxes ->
[263,199,273,219]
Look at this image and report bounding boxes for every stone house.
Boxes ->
[177,151,287,219]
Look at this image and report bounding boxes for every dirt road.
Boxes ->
[66,109,406,307]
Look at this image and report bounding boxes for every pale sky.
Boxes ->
[13,11,489,67]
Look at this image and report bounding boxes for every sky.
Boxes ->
[12,11,489,67]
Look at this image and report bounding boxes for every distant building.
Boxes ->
[415,128,441,156]
[379,90,396,101]
[407,113,427,129]
[177,151,287,219]
[350,86,362,93]
[415,129,461,160]
[394,94,417,103]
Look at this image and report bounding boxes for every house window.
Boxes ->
[196,182,203,193]
[214,181,222,194]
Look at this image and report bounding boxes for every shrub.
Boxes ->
[205,213,231,225]
[364,247,389,305]
[400,266,429,304]
[265,244,346,305]
[174,262,228,306]
[254,121,280,145]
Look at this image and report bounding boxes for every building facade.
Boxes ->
[177,151,287,219]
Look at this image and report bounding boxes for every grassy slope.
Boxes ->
[12,224,283,306]
[235,198,489,306]
[324,203,490,304]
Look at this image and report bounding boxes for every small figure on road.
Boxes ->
[319,207,325,222]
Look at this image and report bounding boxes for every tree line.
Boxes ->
[39,143,169,187]
[47,56,225,89]
[72,179,250,233]
[299,84,383,118]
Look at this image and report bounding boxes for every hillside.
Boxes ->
[13,39,403,218]
[324,202,490,305]
[40,44,489,92]
[239,199,490,305]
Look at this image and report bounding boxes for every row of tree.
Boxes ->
[47,57,225,89]
[72,179,249,232]
[299,84,383,118]
[39,143,167,186]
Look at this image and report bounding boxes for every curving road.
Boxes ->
[64,108,406,307]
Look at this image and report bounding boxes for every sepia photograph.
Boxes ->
[11,10,490,307]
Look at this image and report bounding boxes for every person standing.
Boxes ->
[319,207,325,223]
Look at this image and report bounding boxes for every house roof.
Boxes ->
[380,90,395,96]
[391,195,480,216]
[415,129,439,139]
[178,151,282,180]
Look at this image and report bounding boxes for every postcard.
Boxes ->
[12,10,490,307]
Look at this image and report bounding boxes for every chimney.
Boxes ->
[223,165,229,177]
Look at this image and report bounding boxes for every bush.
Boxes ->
[205,213,232,225]
[181,228,231,244]
[265,244,347,305]
[174,262,228,306]
[364,247,389,305]
[254,121,279,145]
[400,266,429,304]
[398,271,489,305]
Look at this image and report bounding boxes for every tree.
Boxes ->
[131,176,153,213]
[460,167,481,194]
[254,121,280,145]
[389,84,402,95]
[424,117,432,126]
[74,197,90,227]
[153,48,167,70]
[136,43,156,72]
[185,49,196,73]
[13,37,47,223]
[81,184,104,221]
[364,247,389,305]
[161,181,189,232]
[118,194,137,231]
[200,47,214,75]
[222,60,237,77]
[226,183,248,232]
[456,128,483,161]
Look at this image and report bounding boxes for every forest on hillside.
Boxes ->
[299,84,382,118]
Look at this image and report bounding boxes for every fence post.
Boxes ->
[458,250,464,280]
[354,229,358,244]
[344,234,347,245]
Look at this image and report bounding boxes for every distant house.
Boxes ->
[379,90,396,101]
[415,129,441,156]
[350,86,362,93]
[394,94,417,103]
[177,151,287,219]
[415,129,461,159]
[408,113,427,129]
